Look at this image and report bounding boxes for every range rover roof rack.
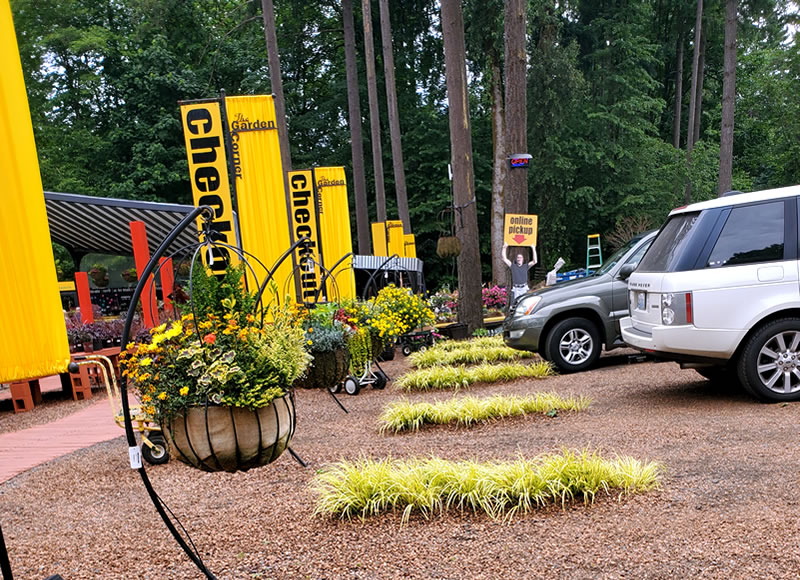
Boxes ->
[721,190,746,197]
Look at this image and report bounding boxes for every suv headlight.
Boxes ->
[515,295,542,316]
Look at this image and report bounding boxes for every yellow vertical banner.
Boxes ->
[287,170,324,304]
[371,222,388,256]
[224,95,293,300]
[386,220,405,256]
[404,234,417,258]
[0,0,70,381]
[313,167,355,300]
[179,100,239,273]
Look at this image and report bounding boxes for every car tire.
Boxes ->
[544,317,601,374]
[738,318,800,402]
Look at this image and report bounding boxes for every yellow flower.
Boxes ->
[139,357,153,367]
[142,394,152,403]
[308,327,313,333]
[179,386,189,396]
[164,322,183,339]
[152,323,167,334]
[157,392,167,400]
[307,339,313,345]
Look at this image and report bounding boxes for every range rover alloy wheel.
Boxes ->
[545,317,601,373]
[739,318,800,402]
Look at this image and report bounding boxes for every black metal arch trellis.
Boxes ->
[119,206,346,578]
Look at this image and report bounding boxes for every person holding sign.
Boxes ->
[502,241,537,302]
[502,213,539,302]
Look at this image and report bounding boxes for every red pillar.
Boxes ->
[75,271,93,324]
[130,221,157,328]
[160,257,174,316]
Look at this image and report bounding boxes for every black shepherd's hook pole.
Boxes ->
[361,254,400,301]
[120,205,218,580]
[0,522,13,580]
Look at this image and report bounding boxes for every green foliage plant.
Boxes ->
[312,450,663,523]
[378,393,590,433]
[348,327,372,374]
[409,345,537,368]
[395,362,553,392]
[184,263,257,326]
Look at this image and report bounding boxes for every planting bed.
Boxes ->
[4,354,800,578]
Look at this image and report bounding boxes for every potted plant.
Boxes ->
[88,264,109,287]
[122,267,311,472]
[67,325,93,352]
[293,303,351,390]
[367,285,435,359]
[121,267,138,284]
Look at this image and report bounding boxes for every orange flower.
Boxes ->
[203,333,216,344]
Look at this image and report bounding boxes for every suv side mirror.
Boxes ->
[618,263,636,281]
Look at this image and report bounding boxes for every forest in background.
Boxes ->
[11,0,800,291]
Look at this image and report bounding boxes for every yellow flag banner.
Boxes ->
[287,170,324,303]
[313,167,355,300]
[179,100,239,272]
[224,95,292,297]
[0,0,70,381]
[386,220,405,257]
[371,222,388,257]
[503,213,539,246]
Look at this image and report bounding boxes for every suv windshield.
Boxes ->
[594,234,646,276]
[637,212,702,273]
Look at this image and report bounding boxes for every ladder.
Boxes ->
[586,234,603,271]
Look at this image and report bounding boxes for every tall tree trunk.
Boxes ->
[378,0,411,234]
[489,48,507,286]
[261,0,291,173]
[440,0,482,332]
[684,0,703,204]
[672,28,684,149]
[342,0,371,254]
[362,0,387,223]
[692,23,706,145]
[503,0,528,216]
[718,0,738,195]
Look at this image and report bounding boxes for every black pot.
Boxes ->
[103,338,114,349]
[440,323,469,341]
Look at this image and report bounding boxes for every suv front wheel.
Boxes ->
[544,317,601,374]
[738,318,800,402]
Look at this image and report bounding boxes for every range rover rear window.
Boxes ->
[637,212,704,273]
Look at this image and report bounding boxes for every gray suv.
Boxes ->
[503,231,655,373]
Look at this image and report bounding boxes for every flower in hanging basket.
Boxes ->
[122,301,311,472]
[121,267,138,283]
[88,264,109,287]
[295,304,353,389]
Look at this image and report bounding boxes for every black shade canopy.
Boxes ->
[44,192,200,257]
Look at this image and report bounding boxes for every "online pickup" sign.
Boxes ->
[503,213,538,246]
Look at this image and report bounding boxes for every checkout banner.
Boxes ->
[313,166,355,300]
[179,100,239,272]
[224,95,293,296]
[287,170,325,303]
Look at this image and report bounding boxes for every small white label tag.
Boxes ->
[129,446,143,469]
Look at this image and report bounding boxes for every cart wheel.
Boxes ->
[142,432,169,465]
[418,345,427,353]
[401,344,413,357]
[373,369,388,390]
[329,381,342,394]
[343,376,361,396]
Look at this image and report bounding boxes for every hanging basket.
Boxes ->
[294,348,350,389]
[437,236,462,258]
[164,394,295,473]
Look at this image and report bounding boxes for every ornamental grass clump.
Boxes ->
[433,335,504,351]
[378,393,590,433]
[395,361,553,391]
[409,345,537,368]
[312,451,663,522]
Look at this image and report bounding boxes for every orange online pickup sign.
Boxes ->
[504,213,538,246]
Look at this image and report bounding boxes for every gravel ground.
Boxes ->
[3,353,800,579]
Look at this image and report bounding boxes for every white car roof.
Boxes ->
[670,184,800,216]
